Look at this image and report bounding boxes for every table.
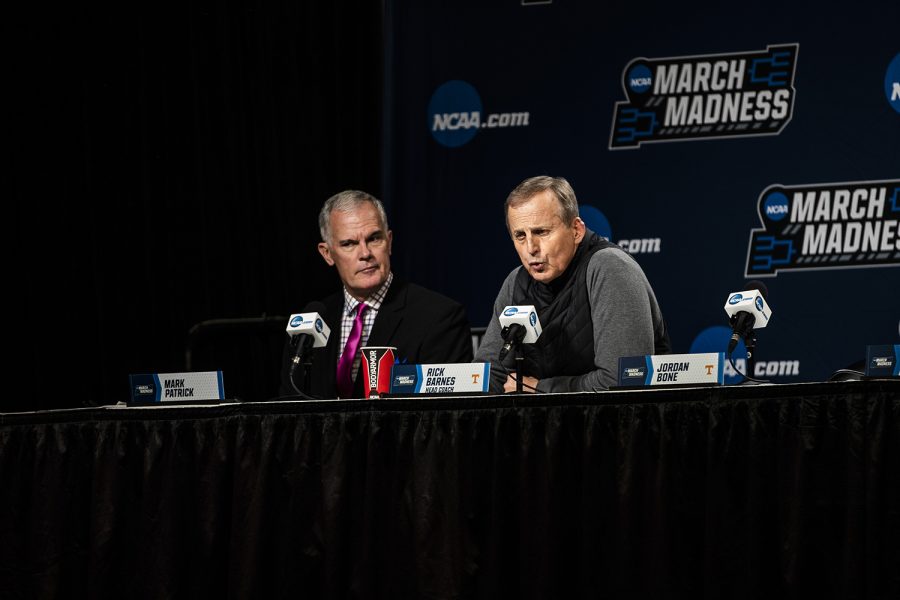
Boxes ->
[2,381,898,599]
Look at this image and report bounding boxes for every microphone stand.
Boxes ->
[743,330,758,383]
[515,352,524,394]
[301,356,313,396]
[499,324,527,393]
[289,335,315,397]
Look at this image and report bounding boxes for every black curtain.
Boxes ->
[1,383,898,598]
[9,1,382,410]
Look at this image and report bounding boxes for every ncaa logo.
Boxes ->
[579,205,613,239]
[763,191,789,222]
[627,64,652,94]
[428,80,483,147]
[290,315,303,327]
[580,203,662,255]
[503,307,519,317]
[886,53,900,115]
[728,293,744,305]
[691,326,799,384]
[755,297,764,312]
[530,312,537,326]
[315,318,323,333]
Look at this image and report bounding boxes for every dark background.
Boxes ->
[10,2,384,410]
[7,1,900,411]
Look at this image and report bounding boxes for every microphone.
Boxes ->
[497,305,542,361]
[286,302,330,396]
[723,281,772,356]
[286,302,330,364]
[499,324,526,361]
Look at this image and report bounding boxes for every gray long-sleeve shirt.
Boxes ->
[474,248,668,393]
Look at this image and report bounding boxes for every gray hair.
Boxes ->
[505,176,580,226]
[318,190,389,243]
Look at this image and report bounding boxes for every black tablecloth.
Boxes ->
[2,381,898,599]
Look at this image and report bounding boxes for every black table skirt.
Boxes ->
[2,381,899,599]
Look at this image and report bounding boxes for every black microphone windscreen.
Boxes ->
[303,300,328,314]
[743,280,769,300]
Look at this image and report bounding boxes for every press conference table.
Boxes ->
[2,380,898,599]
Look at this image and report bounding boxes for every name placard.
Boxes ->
[390,363,491,394]
[129,371,225,403]
[618,353,724,387]
[865,345,900,378]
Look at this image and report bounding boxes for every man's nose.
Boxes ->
[358,240,373,259]
[525,235,540,255]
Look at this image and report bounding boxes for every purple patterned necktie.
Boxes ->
[336,302,368,398]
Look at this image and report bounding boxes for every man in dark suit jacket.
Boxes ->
[280,190,472,399]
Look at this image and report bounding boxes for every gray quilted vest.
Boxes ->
[508,229,615,379]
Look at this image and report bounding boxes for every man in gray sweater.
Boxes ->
[474,176,670,393]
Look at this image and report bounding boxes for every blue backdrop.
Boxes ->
[384,0,899,384]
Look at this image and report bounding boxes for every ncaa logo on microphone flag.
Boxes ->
[745,179,900,277]
[610,44,798,149]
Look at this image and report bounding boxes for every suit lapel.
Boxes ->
[366,280,406,346]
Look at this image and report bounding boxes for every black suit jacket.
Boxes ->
[280,280,473,399]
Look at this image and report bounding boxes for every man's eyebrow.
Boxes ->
[336,229,384,245]
[513,223,552,233]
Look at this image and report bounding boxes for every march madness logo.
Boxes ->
[745,179,900,277]
[609,44,798,149]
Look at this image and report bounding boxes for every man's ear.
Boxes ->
[573,217,586,244]
[318,242,335,266]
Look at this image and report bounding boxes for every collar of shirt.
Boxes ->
[342,272,393,317]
